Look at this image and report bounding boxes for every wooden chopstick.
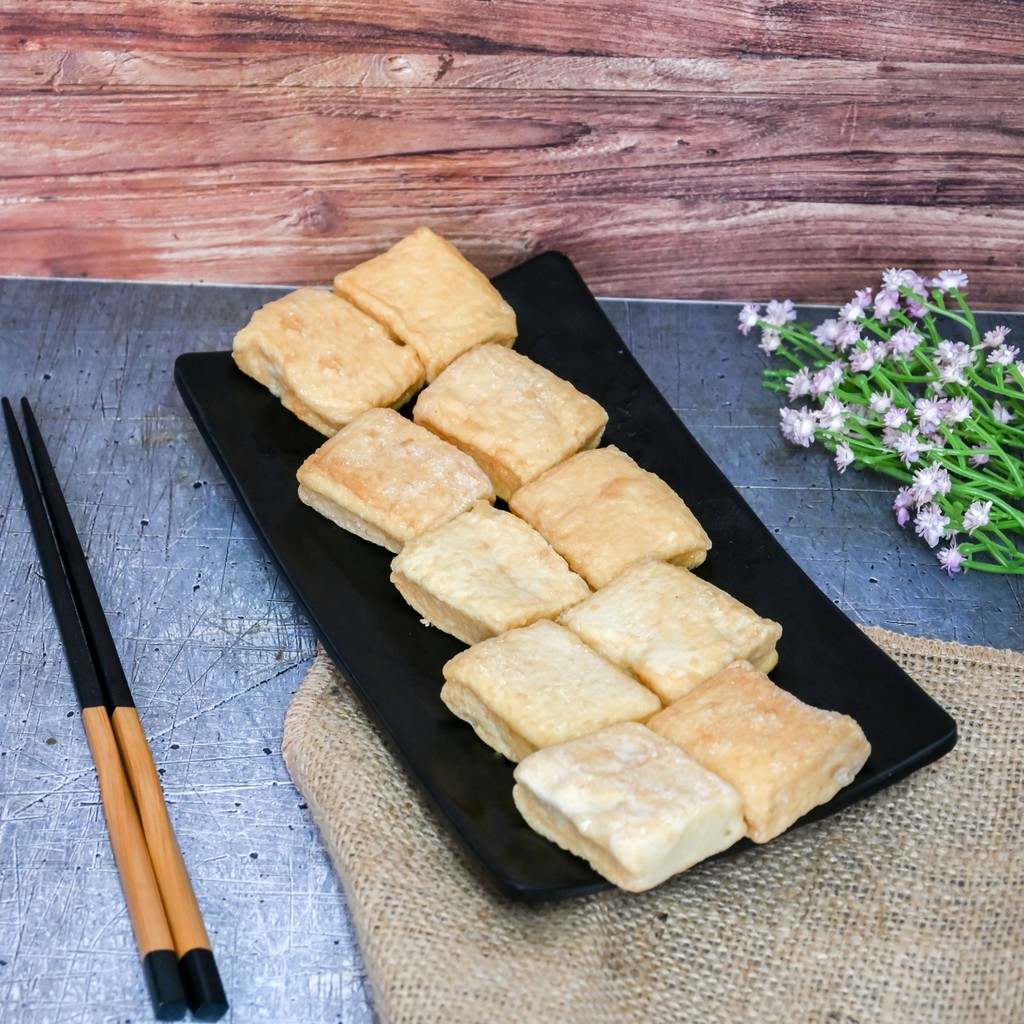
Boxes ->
[4,397,229,1022]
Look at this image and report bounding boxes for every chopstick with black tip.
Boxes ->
[12,397,230,1023]
[4,397,187,1022]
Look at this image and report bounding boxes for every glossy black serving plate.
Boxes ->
[175,252,957,902]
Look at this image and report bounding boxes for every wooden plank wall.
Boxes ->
[1,3,1022,307]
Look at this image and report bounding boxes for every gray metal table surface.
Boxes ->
[1,276,1020,1024]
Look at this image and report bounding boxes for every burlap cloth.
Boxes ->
[282,627,1023,1024]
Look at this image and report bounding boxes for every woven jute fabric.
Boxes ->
[282,628,1023,1024]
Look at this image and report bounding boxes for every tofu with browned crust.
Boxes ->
[413,343,608,501]
[441,619,661,762]
[558,559,782,704]
[390,502,590,645]
[296,407,495,552]
[232,287,425,436]
[509,445,712,588]
[512,722,746,892]
[333,227,517,382]
[647,660,871,843]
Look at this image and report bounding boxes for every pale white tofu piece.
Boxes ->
[441,619,661,762]
[558,559,782,704]
[509,445,712,588]
[333,227,517,381]
[232,286,425,436]
[648,660,871,843]
[512,722,746,892]
[296,407,495,552]
[412,343,608,500]
[390,502,590,645]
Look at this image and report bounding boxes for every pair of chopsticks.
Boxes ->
[3,397,228,1023]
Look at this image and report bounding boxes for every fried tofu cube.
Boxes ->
[296,407,495,552]
[333,227,517,381]
[390,502,590,645]
[647,661,871,843]
[558,559,782,704]
[441,620,661,762]
[509,445,712,588]
[232,286,425,436]
[512,722,746,892]
[412,343,608,500]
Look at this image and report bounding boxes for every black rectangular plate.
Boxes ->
[175,252,957,902]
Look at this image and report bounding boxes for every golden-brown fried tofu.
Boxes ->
[333,227,517,381]
[509,445,712,588]
[389,501,590,645]
[412,343,608,500]
[512,722,746,892]
[296,407,495,552]
[441,619,661,761]
[558,559,782,704]
[232,287,425,435]
[648,660,871,843]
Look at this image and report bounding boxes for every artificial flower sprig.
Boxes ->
[738,268,1024,575]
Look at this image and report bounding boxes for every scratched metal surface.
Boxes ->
[0,277,1020,1024]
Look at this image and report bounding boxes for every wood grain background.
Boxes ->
[1,3,1022,306]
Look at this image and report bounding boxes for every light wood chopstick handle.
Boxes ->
[81,706,186,1020]
[112,706,229,1021]
[111,706,211,953]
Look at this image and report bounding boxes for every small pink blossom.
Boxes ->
[931,269,969,293]
[993,401,1014,425]
[987,344,1020,366]
[937,542,965,576]
[835,322,863,351]
[811,318,843,348]
[914,396,946,433]
[933,339,975,386]
[888,327,923,358]
[911,462,952,504]
[883,406,909,429]
[889,427,929,466]
[914,503,950,548]
[893,486,915,527]
[738,303,762,335]
[849,343,885,373]
[869,391,893,414]
[838,295,870,323]
[943,396,974,424]
[979,325,1010,348]
[872,287,901,323]
[759,328,781,355]
[834,442,855,472]
[818,396,848,433]
[764,299,797,327]
[779,406,818,447]
[962,500,992,534]
[810,360,846,396]
[786,367,812,400]
[968,447,991,468]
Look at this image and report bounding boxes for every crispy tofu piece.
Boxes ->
[333,227,517,381]
[509,445,712,588]
[296,407,495,552]
[558,559,782,704]
[412,343,609,500]
[232,286,425,436]
[647,661,871,843]
[512,722,746,892]
[390,502,590,645]
[441,620,661,761]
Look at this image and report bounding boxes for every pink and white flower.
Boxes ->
[779,406,818,447]
[962,500,993,534]
[914,503,950,547]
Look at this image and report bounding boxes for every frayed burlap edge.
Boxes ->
[282,628,1024,1024]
